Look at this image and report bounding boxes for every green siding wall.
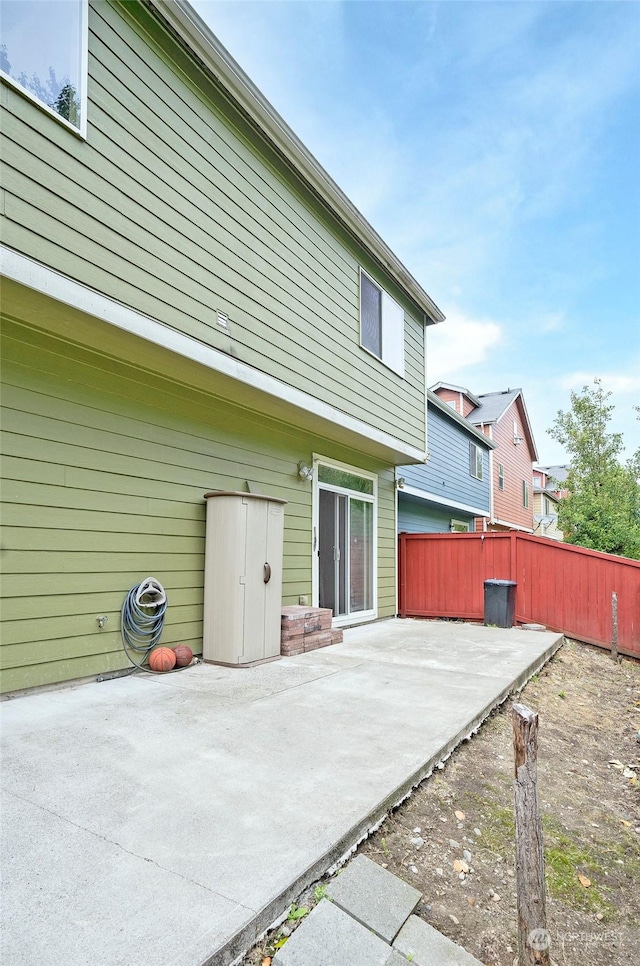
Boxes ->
[0,0,426,451]
[0,316,397,694]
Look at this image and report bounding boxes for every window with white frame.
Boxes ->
[0,0,87,135]
[523,480,530,508]
[498,463,505,490]
[469,442,483,480]
[450,519,470,532]
[359,269,405,377]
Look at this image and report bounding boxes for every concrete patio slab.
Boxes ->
[0,618,562,966]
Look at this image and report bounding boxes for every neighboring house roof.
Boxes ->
[429,382,482,408]
[534,486,561,504]
[427,390,495,449]
[536,464,570,485]
[468,388,539,461]
[467,388,521,424]
[148,0,445,327]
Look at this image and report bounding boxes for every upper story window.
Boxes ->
[469,442,483,480]
[498,463,505,490]
[523,480,530,508]
[0,0,88,136]
[359,269,405,377]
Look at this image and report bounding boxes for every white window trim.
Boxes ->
[523,479,530,508]
[312,454,378,627]
[450,519,470,532]
[469,441,483,480]
[498,463,505,491]
[0,0,88,140]
[359,267,405,378]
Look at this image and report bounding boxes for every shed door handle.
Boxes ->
[264,562,271,584]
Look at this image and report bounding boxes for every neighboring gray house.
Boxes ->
[398,390,494,533]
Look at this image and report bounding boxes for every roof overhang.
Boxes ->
[1,248,427,466]
[427,390,495,448]
[430,382,482,408]
[145,0,445,325]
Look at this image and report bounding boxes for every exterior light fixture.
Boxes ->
[396,477,406,489]
[297,461,313,481]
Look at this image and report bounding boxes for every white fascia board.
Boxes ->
[147,0,445,326]
[1,247,426,463]
[402,484,489,518]
[493,518,534,533]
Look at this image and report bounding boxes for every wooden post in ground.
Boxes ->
[611,592,618,663]
[512,703,550,966]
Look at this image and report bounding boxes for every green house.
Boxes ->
[0,0,443,693]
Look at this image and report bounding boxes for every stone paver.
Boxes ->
[394,915,484,965]
[387,952,411,965]
[326,854,421,942]
[273,899,392,966]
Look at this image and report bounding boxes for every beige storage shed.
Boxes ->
[203,491,287,666]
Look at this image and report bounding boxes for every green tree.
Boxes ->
[548,380,640,559]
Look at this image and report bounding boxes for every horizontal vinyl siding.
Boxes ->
[0,317,397,693]
[399,406,491,512]
[491,403,535,530]
[398,496,475,534]
[0,0,425,451]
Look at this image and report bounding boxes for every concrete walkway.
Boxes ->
[0,619,562,966]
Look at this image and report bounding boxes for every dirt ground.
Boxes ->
[245,637,640,966]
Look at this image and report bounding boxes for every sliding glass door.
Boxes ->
[315,461,376,622]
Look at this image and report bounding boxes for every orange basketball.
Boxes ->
[172,644,193,668]
[149,647,176,672]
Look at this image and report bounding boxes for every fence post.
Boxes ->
[611,592,618,663]
[512,703,550,966]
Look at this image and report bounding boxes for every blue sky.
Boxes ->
[193,0,640,464]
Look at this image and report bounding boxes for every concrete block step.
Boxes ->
[273,899,392,966]
[393,915,484,965]
[326,854,421,943]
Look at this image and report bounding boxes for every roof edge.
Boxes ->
[430,382,482,408]
[147,0,445,325]
[427,390,496,448]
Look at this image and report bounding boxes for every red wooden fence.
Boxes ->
[398,532,640,658]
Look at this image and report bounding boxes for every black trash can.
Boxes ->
[484,579,517,628]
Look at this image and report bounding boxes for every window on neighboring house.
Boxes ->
[498,463,505,490]
[359,269,405,377]
[544,496,551,516]
[523,480,530,508]
[469,442,483,480]
[450,519,470,532]
[0,0,88,135]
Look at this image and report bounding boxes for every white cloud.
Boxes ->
[559,370,640,396]
[427,311,502,383]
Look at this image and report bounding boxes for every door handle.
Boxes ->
[263,562,271,583]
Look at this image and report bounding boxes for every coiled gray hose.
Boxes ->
[121,578,168,670]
